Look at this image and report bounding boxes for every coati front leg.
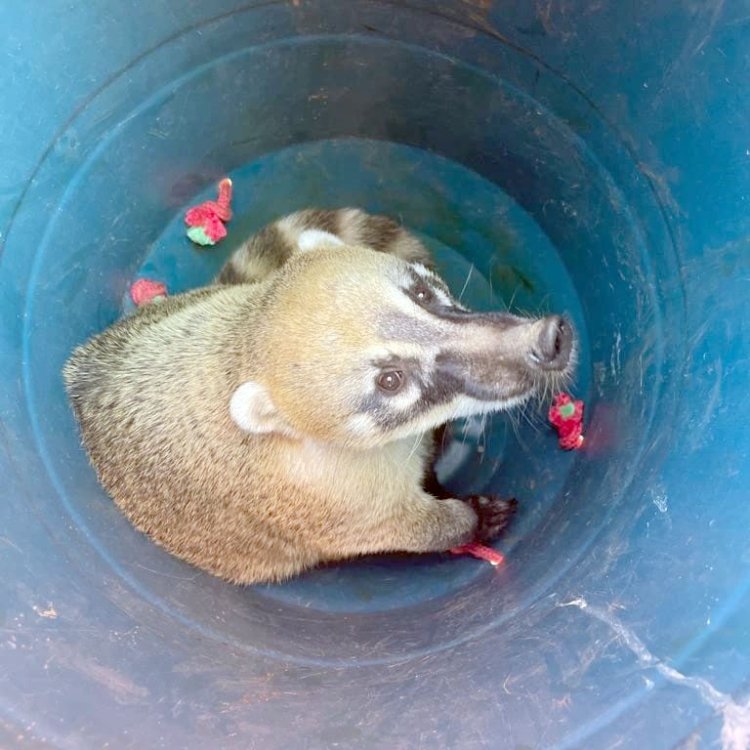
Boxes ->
[421,423,451,500]
[421,424,518,544]
[339,492,517,558]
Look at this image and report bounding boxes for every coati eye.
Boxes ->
[412,283,435,305]
[376,370,405,393]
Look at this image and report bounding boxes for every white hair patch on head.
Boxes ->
[297,229,344,253]
[432,286,452,306]
[409,263,453,306]
[448,394,531,421]
[411,263,433,278]
[386,382,422,413]
[346,413,377,436]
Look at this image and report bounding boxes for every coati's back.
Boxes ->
[65,207,576,584]
[64,282,305,580]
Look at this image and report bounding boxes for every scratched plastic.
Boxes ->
[0,1,748,748]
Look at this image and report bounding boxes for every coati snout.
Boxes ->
[64,207,577,584]
[236,241,576,449]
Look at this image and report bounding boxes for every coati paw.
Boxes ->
[467,495,518,542]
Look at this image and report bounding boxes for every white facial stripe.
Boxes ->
[347,413,376,435]
[386,382,422,412]
[297,229,345,253]
[408,263,455,306]
[432,287,452,306]
[447,394,530,420]
[411,263,432,278]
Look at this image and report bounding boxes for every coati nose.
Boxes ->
[530,315,573,371]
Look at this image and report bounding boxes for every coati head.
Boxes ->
[230,231,577,449]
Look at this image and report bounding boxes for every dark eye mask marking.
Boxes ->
[357,362,464,430]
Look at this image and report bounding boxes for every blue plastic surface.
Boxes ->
[1,2,748,748]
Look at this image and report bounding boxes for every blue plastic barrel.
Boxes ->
[2,2,748,748]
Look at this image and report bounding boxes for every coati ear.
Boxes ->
[297,229,344,253]
[229,381,295,436]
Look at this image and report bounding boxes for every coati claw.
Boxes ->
[467,496,518,542]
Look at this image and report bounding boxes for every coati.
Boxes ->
[63,208,576,584]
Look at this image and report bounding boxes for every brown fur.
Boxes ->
[64,208,572,584]
[217,208,432,287]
